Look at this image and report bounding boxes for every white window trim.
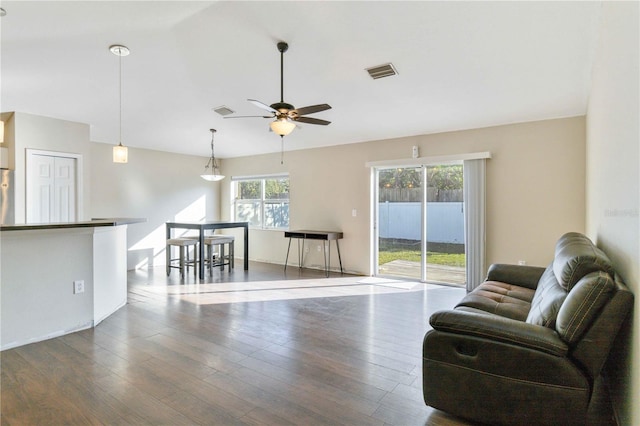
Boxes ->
[232,173,290,230]
[365,151,491,169]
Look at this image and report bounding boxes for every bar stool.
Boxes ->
[204,235,235,274]
[166,237,198,278]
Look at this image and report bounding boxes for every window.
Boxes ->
[233,175,289,229]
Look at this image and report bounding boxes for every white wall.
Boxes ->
[0,225,127,350]
[89,142,220,270]
[586,2,639,424]
[93,225,128,324]
[222,117,586,275]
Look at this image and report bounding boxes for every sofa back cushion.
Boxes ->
[556,271,615,345]
[552,232,614,291]
[526,265,567,328]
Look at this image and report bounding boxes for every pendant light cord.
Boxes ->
[211,131,216,167]
[119,52,122,146]
[209,129,218,171]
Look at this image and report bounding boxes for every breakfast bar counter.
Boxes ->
[0,218,145,350]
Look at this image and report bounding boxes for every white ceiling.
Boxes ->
[0,1,602,159]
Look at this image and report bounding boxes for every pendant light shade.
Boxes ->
[111,44,129,163]
[201,129,225,181]
[113,143,128,163]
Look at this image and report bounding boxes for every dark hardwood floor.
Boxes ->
[0,262,477,425]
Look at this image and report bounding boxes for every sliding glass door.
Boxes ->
[376,167,424,280]
[424,164,466,286]
[375,163,466,286]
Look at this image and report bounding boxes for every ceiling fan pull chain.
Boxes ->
[280,136,284,164]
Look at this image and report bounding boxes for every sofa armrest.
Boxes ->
[486,263,546,289]
[429,309,568,356]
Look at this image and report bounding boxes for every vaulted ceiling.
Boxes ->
[0,1,602,158]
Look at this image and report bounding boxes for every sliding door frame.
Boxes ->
[367,152,491,282]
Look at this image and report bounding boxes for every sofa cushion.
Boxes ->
[526,265,567,328]
[553,232,614,291]
[556,271,615,345]
[455,281,535,321]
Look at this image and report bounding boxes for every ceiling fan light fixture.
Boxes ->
[270,118,296,136]
[230,41,331,142]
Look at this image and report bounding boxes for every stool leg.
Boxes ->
[166,243,171,276]
[220,244,225,271]
[230,241,235,271]
[178,246,184,278]
[191,245,197,276]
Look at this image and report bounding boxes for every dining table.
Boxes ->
[165,220,249,279]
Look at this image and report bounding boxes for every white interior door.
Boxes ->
[54,157,76,222]
[28,154,54,223]
[27,153,77,223]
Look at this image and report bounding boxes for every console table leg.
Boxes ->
[324,241,329,277]
[298,238,304,269]
[284,237,292,271]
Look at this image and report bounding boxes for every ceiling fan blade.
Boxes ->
[248,99,277,113]
[292,104,332,116]
[295,116,331,126]
[224,115,274,119]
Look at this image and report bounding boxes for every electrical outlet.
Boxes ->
[317,245,321,252]
[73,280,85,294]
[518,260,527,266]
[352,209,357,217]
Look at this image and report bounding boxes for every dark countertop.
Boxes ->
[0,218,146,231]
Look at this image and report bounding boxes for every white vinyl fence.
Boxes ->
[378,202,464,243]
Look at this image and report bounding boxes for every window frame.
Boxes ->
[232,173,290,230]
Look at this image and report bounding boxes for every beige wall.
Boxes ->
[7,112,92,223]
[222,116,586,275]
[586,2,639,424]
[0,111,221,271]
[90,142,221,270]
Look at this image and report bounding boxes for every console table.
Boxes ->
[284,230,343,277]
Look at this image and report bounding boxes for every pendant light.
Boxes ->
[110,44,129,163]
[201,129,225,181]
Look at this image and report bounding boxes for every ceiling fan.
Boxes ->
[226,41,331,137]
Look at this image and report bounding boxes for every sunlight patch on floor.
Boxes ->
[138,277,450,305]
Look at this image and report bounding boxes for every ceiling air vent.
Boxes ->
[366,63,398,80]
[213,105,235,116]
